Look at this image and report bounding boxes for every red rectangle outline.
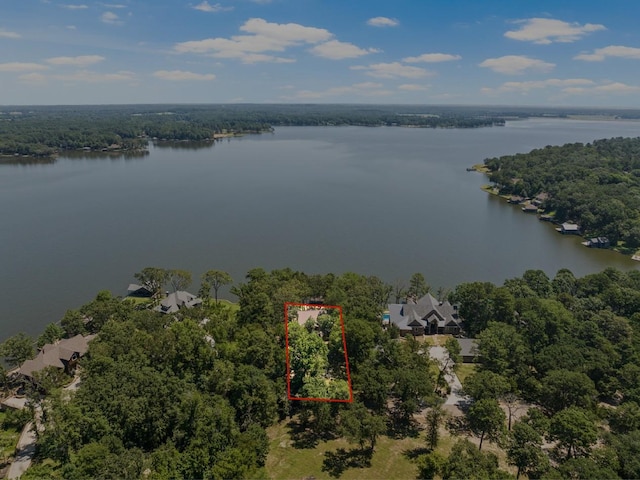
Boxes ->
[284,302,353,403]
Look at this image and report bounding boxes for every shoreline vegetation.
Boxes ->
[5,103,640,160]
[3,266,640,479]
[470,137,640,259]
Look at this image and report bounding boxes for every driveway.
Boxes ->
[7,422,36,480]
[429,346,468,408]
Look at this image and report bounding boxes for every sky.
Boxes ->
[1,0,640,106]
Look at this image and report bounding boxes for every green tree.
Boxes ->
[168,269,192,292]
[441,438,512,479]
[549,407,598,459]
[37,323,65,348]
[202,270,233,303]
[507,421,548,479]
[0,332,35,367]
[467,398,506,450]
[408,273,430,300]
[133,266,169,297]
[539,369,597,414]
[341,402,386,451]
[425,405,445,451]
[417,451,445,480]
[463,371,511,402]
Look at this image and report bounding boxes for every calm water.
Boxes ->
[2,118,640,340]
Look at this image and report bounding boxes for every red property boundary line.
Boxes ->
[284,302,353,403]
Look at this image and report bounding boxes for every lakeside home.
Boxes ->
[388,293,463,336]
[557,223,581,235]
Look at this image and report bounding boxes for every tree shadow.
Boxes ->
[321,447,372,478]
[403,446,431,460]
[286,418,336,449]
[386,412,421,439]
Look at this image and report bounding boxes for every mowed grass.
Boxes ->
[266,421,424,480]
[454,363,477,384]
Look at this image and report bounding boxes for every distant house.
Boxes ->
[154,290,202,314]
[584,237,610,248]
[127,283,154,297]
[18,334,96,380]
[557,222,581,234]
[456,338,479,363]
[532,192,549,206]
[388,293,462,336]
[507,195,524,204]
[521,203,539,213]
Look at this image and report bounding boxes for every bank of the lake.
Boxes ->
[1,118,640,340]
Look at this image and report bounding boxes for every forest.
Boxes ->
[484,136,640,250]
[0,103,516,158]
[2,266,640,478]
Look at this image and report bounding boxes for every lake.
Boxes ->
[2,118,640,340]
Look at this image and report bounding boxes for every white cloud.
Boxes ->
[398,84,430,91]
[0,29,21,39]
[101,11,122,25]
[53,70,135,82]
[284,82,393,99]
[192,1,233,13]
[351,62,432,79]
[403,53,461,63]
[239,18,331,44]
[310,40,380,60]
[66,25,77,30]
[574,45,640,62]
[479,55,555,75]
[505,18,606,44]
[482,78,595,94]
[60,4,89,9]
[174,18,331,63]
[46,55,105,66]
[563,82,640,95]
[101,3,126,8]
[18,72,47,84]
[0,62,49,72]
[366,17,399,27]
[153,70,216,81]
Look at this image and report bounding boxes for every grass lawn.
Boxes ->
[266,420,424,480]
[216,299,239,313]
[0,411,20,463]
[454,363,477,384]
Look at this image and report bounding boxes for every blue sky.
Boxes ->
[1,0,639,106]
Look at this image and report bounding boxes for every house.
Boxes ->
[557,222,581,234]
[532,192,549,206]
[127,283,154,297]
[388,293,463,336]
[584,237,610,248]
[521,203,539,213]
[507,195,524,204]
[154,290,202,314]
[17,334,96,380]
[456,338,479,363]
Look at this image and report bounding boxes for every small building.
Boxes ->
[507,195,524,204]
[557,223,581,235]
[388,293,463,336]
[127,283,154,297]
[154,290,202,314]
[295,309,321,326]
[532,192,549,206]
[584,237,610,248]
[521,203,539,213]
[456,338,479,363]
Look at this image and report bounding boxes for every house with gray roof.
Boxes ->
[18,334,96,380]
[388,293,463,336]
[456,338,479,363]
[154,290,202,314]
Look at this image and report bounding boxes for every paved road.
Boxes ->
[7,421,36,480]
[429,346,468,408]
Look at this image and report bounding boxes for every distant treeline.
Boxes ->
[484,136,640,249]
[0,104,511,157]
